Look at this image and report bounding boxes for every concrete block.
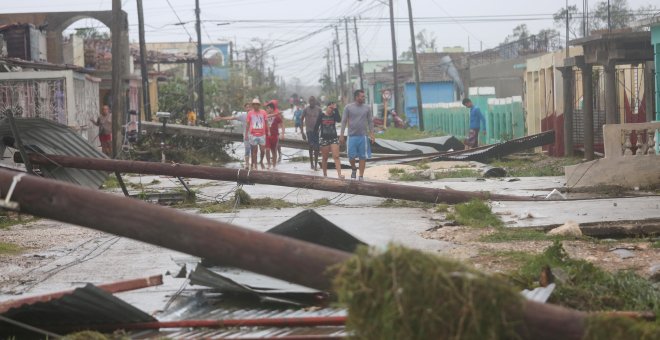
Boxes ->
[565,157,660,188]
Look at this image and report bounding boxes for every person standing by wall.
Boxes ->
[91,104,113,157]
[315,101,344,179]
[340,90,374,181]
[301,96,322,170]
[246,98,269,170]
[462,98,486,149]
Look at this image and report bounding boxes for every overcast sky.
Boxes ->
[4,0,657,85]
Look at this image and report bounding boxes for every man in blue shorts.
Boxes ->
[340,89,374,181]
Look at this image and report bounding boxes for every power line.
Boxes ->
[165,0,194,41]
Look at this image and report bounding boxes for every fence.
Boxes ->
[421,87,525,145]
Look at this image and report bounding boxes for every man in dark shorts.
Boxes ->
[301,96,322,170]
[462,98,486,149]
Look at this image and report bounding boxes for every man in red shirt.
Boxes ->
[246,98,269,170]
[265,100,285,169]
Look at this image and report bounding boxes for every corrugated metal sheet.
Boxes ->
[0,117,108,188]
[373,139,437,155]
[267,210,365,253]
[0,284,156,336]
[140,294,347,339]
[433,130,555,163]
[407,136,465,152]
[140,326,347,339]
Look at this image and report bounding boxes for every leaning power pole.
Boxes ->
[137,0,151,124]
[406,0,424,130]
[353,17,364,90]
[195,0,205,122]
[334,25,345,103]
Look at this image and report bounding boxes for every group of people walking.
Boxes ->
[221,89,374,180]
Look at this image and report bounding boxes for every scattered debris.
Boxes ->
[545,188,567,200]
[521,283,556,303]
[610,249,635,260]
[547,221,582,237]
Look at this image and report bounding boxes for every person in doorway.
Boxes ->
[215,103,251,169]
[301,96,322,170]
[315,101,344,179]
[293,105,303,133]
[264,100,285,169]
[340,89,374,181]
[462,98,487,149]
[187,108,197,126]
[91,104,113,157]
[246,98,269,170]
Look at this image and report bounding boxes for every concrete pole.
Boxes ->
[334,26,345,103]
[603,62,617,124]
[643,61,655,122]
[111,0,124,158]
[406,0,424,130]
[195,0,205,122]
[137,0,151,123]
[344,18,352,95]
[582,64,594,160]
[561,67,574,157]
[388,0,401,119]
[353,17,364,90]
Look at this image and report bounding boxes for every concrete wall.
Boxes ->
[468,57,528,98]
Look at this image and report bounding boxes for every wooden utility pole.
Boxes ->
[353,17,364,90]
[111,0,124,158]
[331,42,339,97]
[137,0,151,123]
[406,0,424,130]
[195,0,205,122]
[25,153,528,204]
[326,48,332,90]
[389,0,400,120]
[334,26,345,102]
[344,18,352,96]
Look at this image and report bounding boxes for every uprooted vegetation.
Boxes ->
[333,244,660,339]
[446,199,503,228]
[491,153,583,177]
[388,167,480,181]
[128,132,233,165]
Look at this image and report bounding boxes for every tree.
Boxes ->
[592,0,634,30]
[74,27,110,40]
[553,5,582,39]
[399,29,437,60]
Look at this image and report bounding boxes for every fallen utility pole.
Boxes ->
[23,153,530,203]
[0,168,628,340]
[0,168,349,291]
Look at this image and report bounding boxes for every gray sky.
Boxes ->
[4,0,657,85]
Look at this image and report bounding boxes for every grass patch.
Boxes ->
[434,169,480,179]
[378,198,434,210]
[446,199,503,228]
[491,155,582,177]
[412,160,430,170]
[376,127,445,141]
[0,242,23,255]
[149,179,161,185]
[308,198,331,208]
[102,176,120,189]
[0,216,38,230]
[510,242,660,314]
[288,155,310,163]
[435,203,449,213]
[652,240,660,248]
[388,167,406,175]
[198,189,294,213]
[395,172,426,181]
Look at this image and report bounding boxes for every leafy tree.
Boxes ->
[399,29,437,60]
[553,5,582,39]
[592,0,634,30]
[74,27,110,40]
